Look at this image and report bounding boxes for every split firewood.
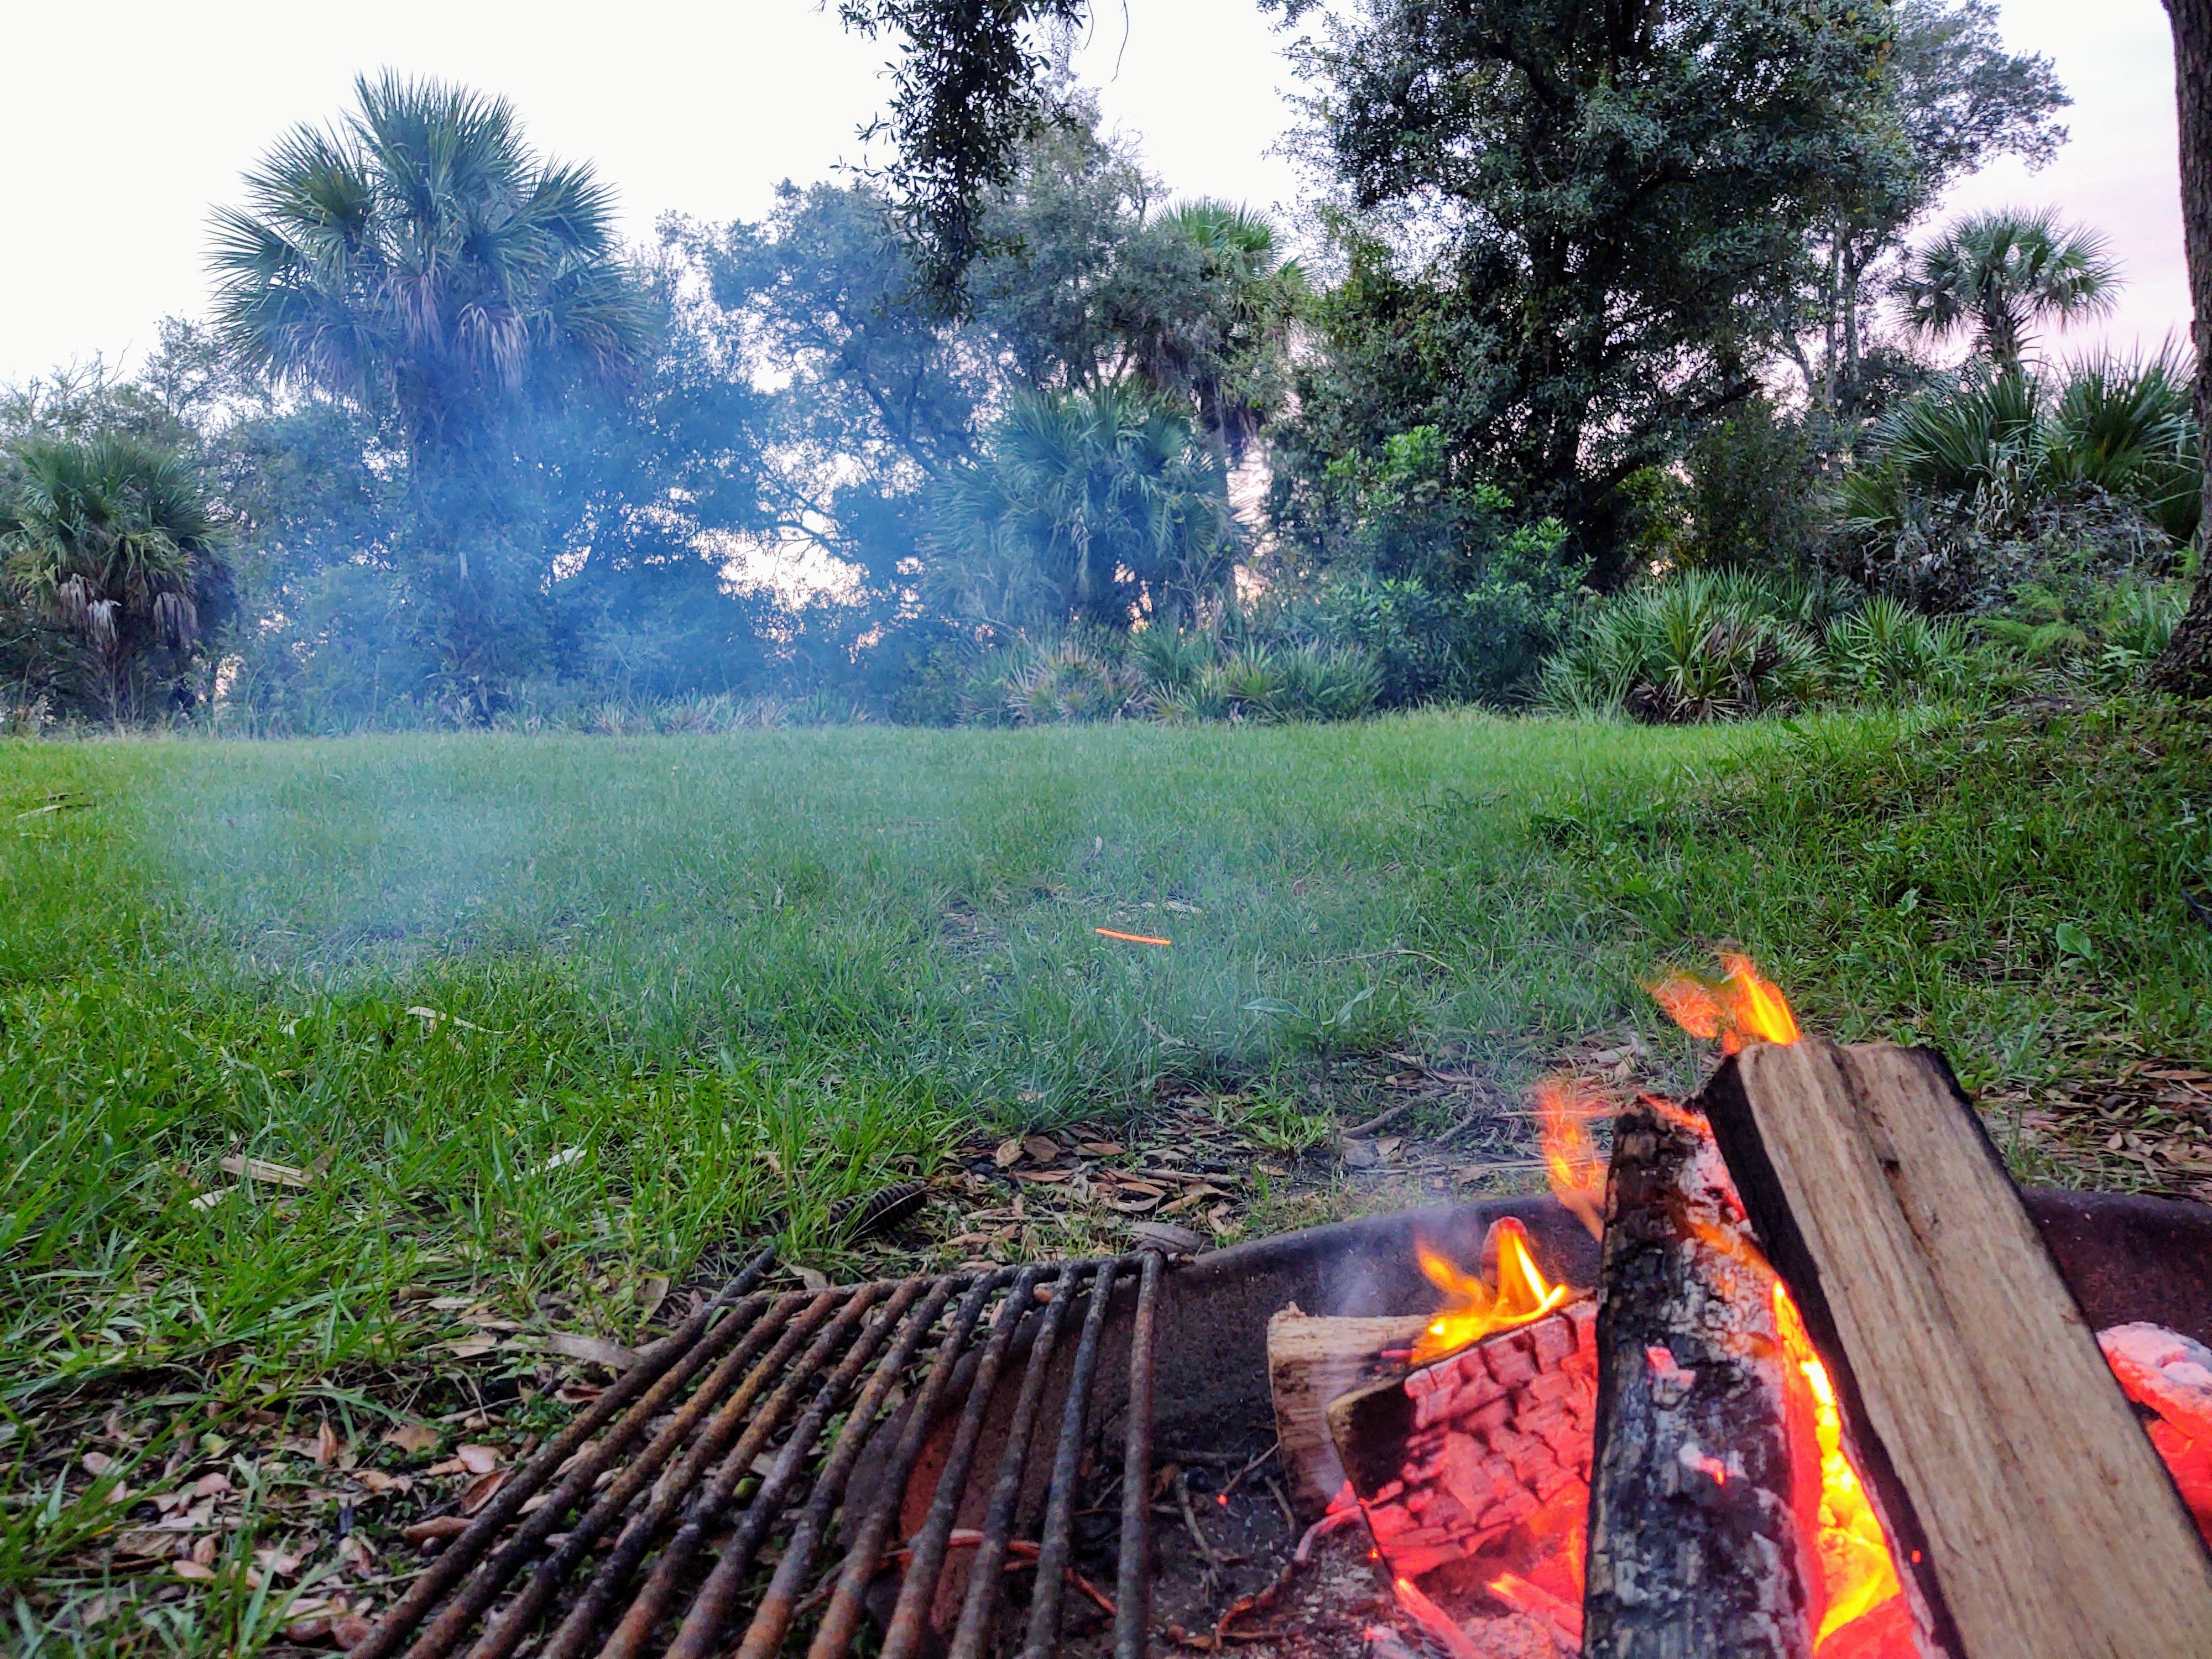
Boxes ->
[1327,1300,1597,1582]
[1266,1307,1432,1514]
[1699,1039,2212,1659]
[1581,1099,1823,1659]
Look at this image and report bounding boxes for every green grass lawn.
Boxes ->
[4,701,2211,1624]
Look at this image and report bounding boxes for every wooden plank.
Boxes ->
[1581,1100,1822,1659]
[1699,1038,2212,1658]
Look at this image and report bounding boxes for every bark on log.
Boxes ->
[1580,1100,1822,1659]
[1698,1039,2212,1658]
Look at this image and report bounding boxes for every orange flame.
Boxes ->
[1411,1217,1571,1365]
[1535,1076,1607,1241]
[1651,951,1801,1053]
[1773,1280,1905,1648]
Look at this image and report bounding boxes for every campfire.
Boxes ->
[1270,959,2212,1659]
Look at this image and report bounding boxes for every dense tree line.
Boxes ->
[6,2,2188,732]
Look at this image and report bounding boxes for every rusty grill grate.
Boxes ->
[353,1245,1166,1659]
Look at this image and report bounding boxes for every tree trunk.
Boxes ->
[2151,0,2212,695]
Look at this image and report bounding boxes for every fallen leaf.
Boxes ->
[316,1420,341,1467]
[442,1335,498,1360]
[994,1137,1024,1168]
[192,1472,232,1498]
[1008,1168,1072,1183]
[455,1444,500,1475]
[173,1559,217,1582]
[637,1275,670,1326]
[355,1470,411,1495]
[1102,1193,1160,1214]
[401,1515,471,1543]
[189,1190,229,1212]
[544,1331,641,1371]
[537,1146,586,1173]
[1077,1140,1125,1156]
[190,1534,218,1566]
[794,1265,831,1293]
[286,1617,333,1644]
[332,1613,375,1648]
[459,1468,508,1515]
[82,1451,113,1477]
[1022,1135,1061,1164]
[253,1546,304,1578]
[382,1422,439,1456]
[220,1154,315,1188]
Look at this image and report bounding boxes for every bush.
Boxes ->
[1265,555,1579,708]
[1835,353,2198,612]
[1537,570,1983,722]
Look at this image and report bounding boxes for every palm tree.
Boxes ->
[1895,208,2122,367]
[936,384,1240,629]
[1120,201,1307,461]
[209,73,650,711]
[1,436,222,724]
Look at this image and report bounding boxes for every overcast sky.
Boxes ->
[0,1,2189,387]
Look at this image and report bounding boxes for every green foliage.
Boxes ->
[1979,578,2187,690]
[1537,570,1973,721]
[1895,208,2121,366]
[1272,0,1901,576]
[932,384,1239,630]
[1837,352,2199,610]
[0,434,227,723]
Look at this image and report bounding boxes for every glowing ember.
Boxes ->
[1650,951,1801,1053]
[1410,1218,1572,1365]
[1772,1280,1905,1649]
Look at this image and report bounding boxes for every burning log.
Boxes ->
[1698,1038,2212,1658]
[1580,1098,1823,1659]
[1327,1297,1598,1580]
[2100,1322,2212,1547]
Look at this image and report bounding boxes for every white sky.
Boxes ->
[0,1,2189,387]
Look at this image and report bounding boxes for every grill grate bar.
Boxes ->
[363,1245,1163,1659]
[1021,1258,1120,1659]
[946,1260,1090,1659]
[1113,1248,1165,1659]
[372,1246,781,1659]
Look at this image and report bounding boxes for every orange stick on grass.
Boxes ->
[1094,927,1172,947]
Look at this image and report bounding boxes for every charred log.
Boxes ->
[1581,1100,1822,1659]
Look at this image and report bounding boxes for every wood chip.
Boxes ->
[219,1154,315,1188]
